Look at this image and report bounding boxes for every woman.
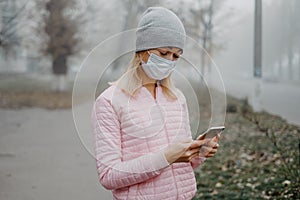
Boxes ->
[91,7,219,200]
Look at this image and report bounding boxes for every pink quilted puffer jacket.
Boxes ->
[91,84,205,200]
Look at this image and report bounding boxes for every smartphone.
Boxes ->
[197,126,225,140]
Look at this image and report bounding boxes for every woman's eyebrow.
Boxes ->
[158,48,182,54]
[168,48,182,54]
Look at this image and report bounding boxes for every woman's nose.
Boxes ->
[166,54,176,61]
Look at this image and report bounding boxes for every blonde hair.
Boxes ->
[111,53,178,100]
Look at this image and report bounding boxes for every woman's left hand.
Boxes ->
[198,133,220,158]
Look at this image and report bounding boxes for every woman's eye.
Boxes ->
[174,54,179,59]
[160,52,167,55]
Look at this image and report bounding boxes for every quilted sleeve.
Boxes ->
[182,96,206,169]
[91,96,170,190]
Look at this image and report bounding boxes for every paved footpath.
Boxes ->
[0,108,112,200]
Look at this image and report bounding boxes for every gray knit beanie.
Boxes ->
[135,7,186,52]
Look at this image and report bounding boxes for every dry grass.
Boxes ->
[0,91,72,109]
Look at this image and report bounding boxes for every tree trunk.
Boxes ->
[51,74,67,92]
[201,36,206,78]
[52,54,67,75]
[278,56,283,81]
[52,54,68,92]
[287,45,293,81]
[299,49,300,81]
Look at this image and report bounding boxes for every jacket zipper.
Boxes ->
[154,81,158,104]
[155,81,179,199]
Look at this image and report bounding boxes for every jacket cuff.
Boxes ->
[191,156,206,169]
[150,150,170,171]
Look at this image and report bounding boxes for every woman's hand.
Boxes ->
[198,134,220,158]
[164,138,210,164]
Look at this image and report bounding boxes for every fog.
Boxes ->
[0,0,299,125]
[214,0,300,125]
[0,1,299,199]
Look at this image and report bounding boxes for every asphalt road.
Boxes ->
[0,108,112,200]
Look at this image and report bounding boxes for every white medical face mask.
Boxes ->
[141,51,176,80]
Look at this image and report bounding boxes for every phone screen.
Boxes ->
[204,127,225,138]
[197,126,225,139]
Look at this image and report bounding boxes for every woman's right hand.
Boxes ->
[164,138,214,164]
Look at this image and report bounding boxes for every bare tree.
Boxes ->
[187,0,228,78]
[286,0,298,81]
[35,0,83,91]
[0,0,28,60]
[264,0,300,81]
[44,0,80,75]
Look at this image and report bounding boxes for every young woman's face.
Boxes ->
[140,47,182,62]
